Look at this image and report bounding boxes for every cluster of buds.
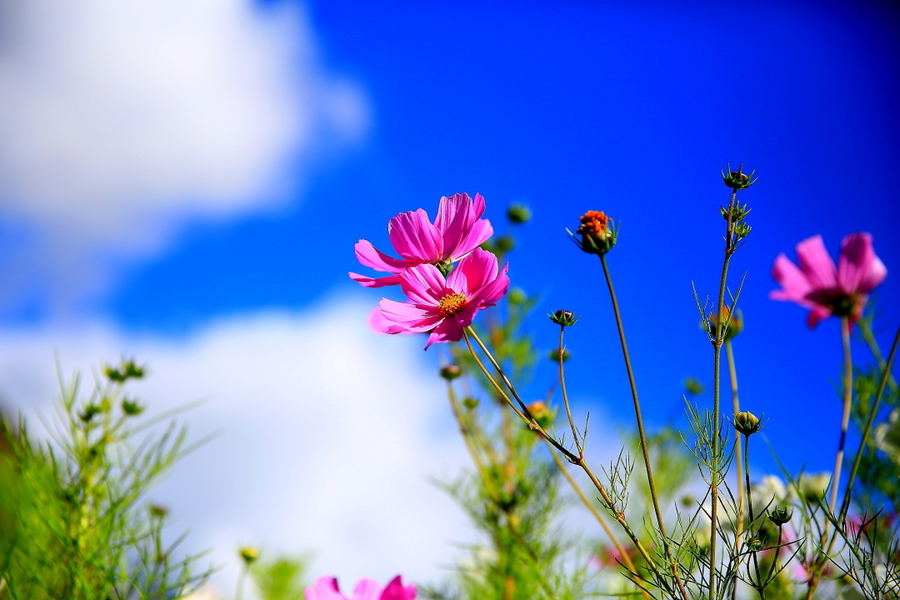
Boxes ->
[569,210,617,256]
[104,358,146,383]
[733,410,762,436]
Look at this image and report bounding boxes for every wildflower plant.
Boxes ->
[349,170,899,600]
[0,358,213,600]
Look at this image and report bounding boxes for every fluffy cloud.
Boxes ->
[0,0,367,310]
[0,297,473,592]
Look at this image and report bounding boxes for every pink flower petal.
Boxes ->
[351,578,383,600]
[354,240,410,273]
[389,209,442,263]
[795,235,837,290]
[349,272,403,289]
[451,218,494,258]
[305,576,347,600]
[770,254,815,307]
[379,576,417,600]
[838,232,887,295]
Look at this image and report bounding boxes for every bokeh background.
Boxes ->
[1,0,898,593]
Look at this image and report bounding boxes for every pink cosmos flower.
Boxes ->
[304,575,416,600]
[770,233,887,328]
[349,193,493,288]
[371,247,509,348]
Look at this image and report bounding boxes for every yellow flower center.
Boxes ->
[438,292,468,317]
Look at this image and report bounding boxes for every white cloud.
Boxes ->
[0,0,368,310]
[0,298,473,594]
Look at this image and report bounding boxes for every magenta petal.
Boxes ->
[448,248,497,294]
[355,240,410,273]
[434,193,473,256]
[379,576,417,600]
[838,232,887,295]
[305,576,346,600]
[351,578,383,600]
[470,263,510,307]
[795,235,838,290]
[399,264,447,306]
[806,304,833,329]
[389,209,443,263]
[425,318,465,348]
[378,299,440,333]
[770,254,814,306]
[349,272,403,288]
[452,219,494,258]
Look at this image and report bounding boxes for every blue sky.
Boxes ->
[1,0,898,592]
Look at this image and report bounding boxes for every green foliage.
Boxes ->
[249,554,310,600]
[0,358,211,599]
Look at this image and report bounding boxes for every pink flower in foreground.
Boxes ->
[371,247,509,349]
[770,233,887,328]
[349,193,493,288]
[304,575,416,600]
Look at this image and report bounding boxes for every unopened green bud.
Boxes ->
[439,365,462,381]
[768,506,793,525]
[721,164,757,190]
[149,504,169,518]
[746,537,763,552]
[462,397,479,410]
[121,398,144,416]
[684,377,705,396]
[549,310,578,327]
[239,547,260,565]
[506,203,532,224]
[549,348,571,363]
[507,287,527,305]
[733,411,762,436]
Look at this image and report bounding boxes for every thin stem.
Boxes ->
[743,435,764,599]
[462,326,674,595]
[709,187,740,600]
[839,323,900,522]
[545,440,651,600]
[558,325,582,456]
[828,316,854,515]
[598,254,689,600]
[444,378,502,501]
[726,339,743,600]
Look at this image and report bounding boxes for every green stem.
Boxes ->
[462,326,674,595]
[598,254,689,600]
[709,187,740,600]
[828,316,854,515]
[558,325,582,456]
[726,339,743,600]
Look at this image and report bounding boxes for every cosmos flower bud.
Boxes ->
[506,203,532,224]
[549,348,571,363]
[571,210,617,255]
[239,547,260,565]
[706,306,743,340]
[733,411,762,436]
[439,365,463,380]
[721,164,757,190]
[525,400,555,429]
[768,506,793,525]
[549,310,578,327]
